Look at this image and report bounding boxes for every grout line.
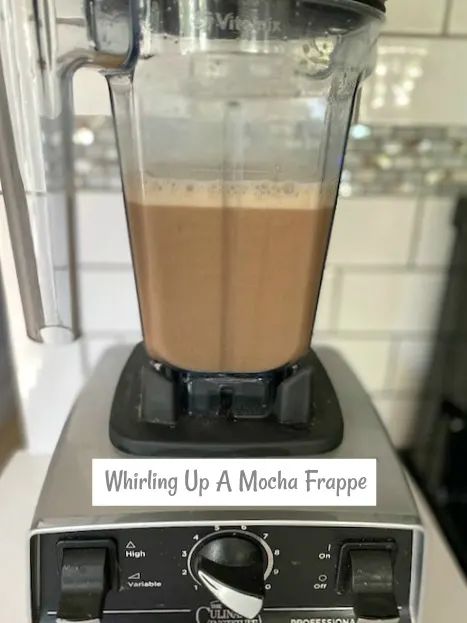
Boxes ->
[443,0,454,35]
[329,268,344,330]
[370,389,435,400]
[74,263,458,274]
[406,190,426,267]
[312,329,461,341]
[76,187,122,194]
[381,29,463,40]
[78,337,90,378]
[77,263,134,272]
[78,329,465,344]
[382,340,400,392]
[55,264,133,272]
[320,264,448,275]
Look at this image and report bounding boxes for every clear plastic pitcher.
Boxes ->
[0,0,383,372]
[111,1,383,372]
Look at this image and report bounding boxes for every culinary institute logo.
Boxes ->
[196,601,262,623]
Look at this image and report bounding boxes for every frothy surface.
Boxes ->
[129,179,326,210]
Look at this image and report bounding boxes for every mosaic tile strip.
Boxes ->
[71,116,467,196]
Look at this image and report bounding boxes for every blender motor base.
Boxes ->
[109,344,344,456]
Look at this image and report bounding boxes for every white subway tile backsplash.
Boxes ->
[388,339,433,394]
[314,270,338,332]
[415,197,456,267]
[79,270,141,333]
[372,396,419,447]
[313,337,392,392]
[73,69,111,116]
[77,192,132,265]
[448,0,467,34]
[338,270,445,333]
[328,197,417,266]
[384,0,447,34]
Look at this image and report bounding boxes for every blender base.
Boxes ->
[109,344,343,456]
[30,345,423,623]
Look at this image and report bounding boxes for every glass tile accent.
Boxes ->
[71,116,467,197]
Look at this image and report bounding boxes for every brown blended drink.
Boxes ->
[127,180,333,372]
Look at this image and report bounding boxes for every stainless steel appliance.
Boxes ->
[30,347,423,623]
[0,1,424,622]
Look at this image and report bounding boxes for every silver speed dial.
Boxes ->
[191,534,269,618]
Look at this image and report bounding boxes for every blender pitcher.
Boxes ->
[112,0,383,374]
[0,0,384,453]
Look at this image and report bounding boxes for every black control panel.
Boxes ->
[31,523,415,623]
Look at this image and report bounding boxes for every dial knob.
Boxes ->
[192,535,267,619]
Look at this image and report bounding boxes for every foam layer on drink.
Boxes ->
[130,178,324,209]
[127,179,335,372]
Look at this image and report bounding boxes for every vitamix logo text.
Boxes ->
[196,601,261,623]
[193,11,281,35]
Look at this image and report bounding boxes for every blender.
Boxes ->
[2,0,379,455]
[0,1,423,622]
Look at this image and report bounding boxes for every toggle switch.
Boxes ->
[336,542,399,623]
[350,549,399,623]
[56,547,111,623]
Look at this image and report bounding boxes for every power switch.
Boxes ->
[349,550,399,623]
[57,548,110,623]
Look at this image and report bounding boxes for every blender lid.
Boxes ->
[350,0,386,12]
[159,0,386,40]
[302,0,386,14]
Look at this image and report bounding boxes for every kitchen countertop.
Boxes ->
[0,450,465,621]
